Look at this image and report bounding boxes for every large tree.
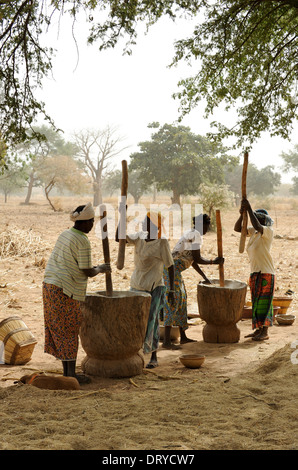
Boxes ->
[224,162,281,197]
[36,154,91,211]
[130,122,236,205]
[103,168,151,204]
[0,160,27,202]
[72,126,127,206]
[18,125,78,204]
[1,1,297,147]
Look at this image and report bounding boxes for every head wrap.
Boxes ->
[70,202,95,222]
[146,211,165,239]
[254,209,274,227]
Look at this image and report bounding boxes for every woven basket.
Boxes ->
[0,316,37,365]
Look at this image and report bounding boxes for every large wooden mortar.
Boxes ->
[80,290,151,378]
[197,279,247,343]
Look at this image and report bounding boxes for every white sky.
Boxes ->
[39,14,297,184]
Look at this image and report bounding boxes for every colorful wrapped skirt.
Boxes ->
[163,258,188,331]
[43,282,83,361]
[249,272,275,329]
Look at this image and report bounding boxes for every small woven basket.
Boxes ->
[0,316,37,365]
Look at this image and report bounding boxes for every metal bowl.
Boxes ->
[275,314,296,326]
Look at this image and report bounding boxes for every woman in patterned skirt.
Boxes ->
[234,198,275,341]
[162,214,224,348]
[43,203,111,383]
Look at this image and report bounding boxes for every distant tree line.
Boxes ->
[0,125,127,210]
[1,122,297,209]
[105,123,284,203]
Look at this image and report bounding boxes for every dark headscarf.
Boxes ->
[192,214,210,233]
[254,209,274,227]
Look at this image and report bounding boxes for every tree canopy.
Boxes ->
[72,126,127,206]
[173,0,298,147]
[281,143,298,173]
[103,168,151,204]
[18,125,79,204]
[1,1,297,148]
[224,162,281,197]
[129,122,236,205]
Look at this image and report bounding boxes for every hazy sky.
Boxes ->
[39,14,297,184]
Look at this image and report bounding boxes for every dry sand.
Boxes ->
[0,196,297,450]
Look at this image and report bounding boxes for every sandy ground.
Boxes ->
[0,196,297,450]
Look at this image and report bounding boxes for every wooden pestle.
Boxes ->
[216,209,225,287]
[99,204,113,296]
[117,160,128,270]
[239,151,249,253]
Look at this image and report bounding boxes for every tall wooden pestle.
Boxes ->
[117,160,128,270]
[99,204,113,296]
[239,151,249,253]
[216,209,225,287]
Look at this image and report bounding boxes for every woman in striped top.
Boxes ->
[43,203,111,384]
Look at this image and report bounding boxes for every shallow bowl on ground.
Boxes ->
[275,314,296,326]
[179,354,205,369]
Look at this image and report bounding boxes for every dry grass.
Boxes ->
[0,229,49,259]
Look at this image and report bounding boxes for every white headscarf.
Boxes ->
[70,202,95,222]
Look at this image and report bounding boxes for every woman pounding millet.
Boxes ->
[162,213,224,348]
[43,203,111,383]
[234,197,275,341]
[116,209,175,368]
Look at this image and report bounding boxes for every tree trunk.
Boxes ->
[171,186,181,205]
[24,172,35,205]
[93,180,102,206]
[44,180,56,211]
[153,183,157,202]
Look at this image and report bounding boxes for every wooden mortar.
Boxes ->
[197,279,247,343]
[80,291,151,378]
